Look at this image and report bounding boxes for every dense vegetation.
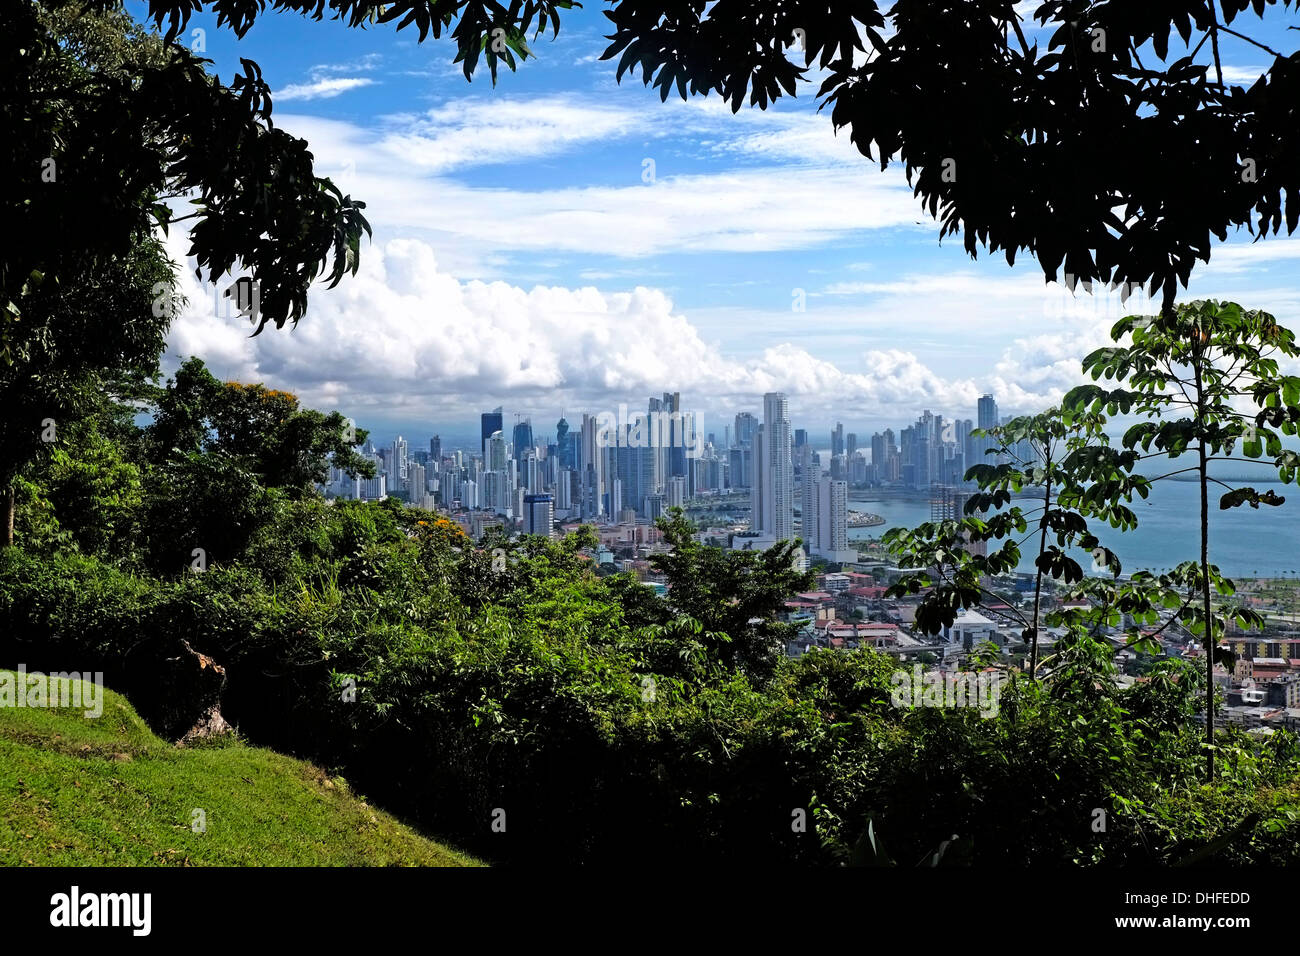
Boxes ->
[4,350,1300,866]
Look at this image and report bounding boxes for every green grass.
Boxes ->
[0,672,479,866]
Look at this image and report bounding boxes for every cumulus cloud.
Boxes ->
[162,235,1059,433]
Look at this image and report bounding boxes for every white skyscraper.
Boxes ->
[813,474,852,561]
[754,392,793,542]
[392,436,408,493]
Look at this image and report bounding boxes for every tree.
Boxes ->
[134,356,373,572]
[626,508,814,682]
[144,356,375,493]
[0,235,175,546]
[1066,299,1296,778]
[0,1,372,544]
[885,407,1145,674]
[3,0,369,346]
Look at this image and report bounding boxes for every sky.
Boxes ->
[132,1,1300,452]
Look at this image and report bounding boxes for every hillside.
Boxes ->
[0,672,478,866]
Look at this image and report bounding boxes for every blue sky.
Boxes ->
[138,1,1300,452]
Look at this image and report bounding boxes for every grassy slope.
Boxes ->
[0,672,479,866]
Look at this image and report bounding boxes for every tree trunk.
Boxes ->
[1030,473,1052,678]
[1194,342,1215,782]
[2,482,13,548]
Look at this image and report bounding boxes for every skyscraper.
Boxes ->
[971,394,999,467]
[579,413,605,520]
[486,430,507,472]
[754,392,793,542]
[513,417,534,462]
[556,417,572,469]
[392,435,408,493]
[481,407,503,460]
[524,494,555,539]
[813,474,850,560]
[734,412,758,448]
[832,422,844,458]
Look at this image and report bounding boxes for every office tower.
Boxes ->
[728,446,751,489]
[556,469,574,511]
[513,417,534,461]
[871,433,886,473]
[832,422,844,458]
[754,392,794,541]
[797,442,815,486]
[481,407,503,459]
[734,412,758,448]
[521,451,540,492]
[794,428,808,449]
[481,470,507,514]
[579,413,604,520]
[970,394,999,467]
[430,435,442,462]
[486,431,507,471]
[524,494,555,539]
[850,453,867,485]
[556,417,571,469]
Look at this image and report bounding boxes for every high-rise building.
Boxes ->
[513,418,534,461]
[734,412,758,448]
[392,436,408,493]
[754,392,794,542]
[406,462,427,503]
[667,475,687,508]
[801,467,820,545]
[579,413,604,520]
[847,433,858,460]
[728,446,751,489]
[524,494,554,539]
[556,417,572,469]
[430,435,442,463]
[832,422,844,458]
[486,430,507,472]
[970,394,999,468]
[813,474,850,560]
[481,407,503,459]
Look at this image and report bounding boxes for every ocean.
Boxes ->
[848,479,1300,580]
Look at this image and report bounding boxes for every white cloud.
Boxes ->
[160,236,1052,430]
[277,77,376,101]
[276,99,922,274]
